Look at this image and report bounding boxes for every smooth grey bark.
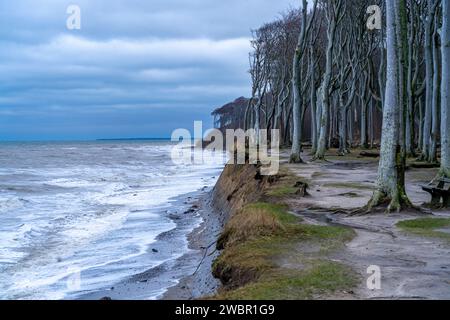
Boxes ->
[378,36,386,110]
[361,102,368,148]
[290,0,318,163]
[369,99,375,148]
[314,0,343,160]
[254,101,261,140]
[360,74,370,148]
[338,79,356,155]
[406,12,414,155]
[310,49,318,154]
[429,13,440,163]
[368,0,411,212]
[418,96,424,150]
[405,0,422,156]
[393,0,409,191]
[291,51,304,162]
[338,107,347,154]
[421,0,439,161]
[441,0,450,177]
[315,83,324,153]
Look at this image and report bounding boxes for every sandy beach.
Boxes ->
[78,187,223,300]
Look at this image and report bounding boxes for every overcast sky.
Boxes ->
[0,0,298,140]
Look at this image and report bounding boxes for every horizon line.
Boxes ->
[0,137,173,143]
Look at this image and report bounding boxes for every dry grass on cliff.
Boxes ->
[212,202,356,299]
[217,203,295,249]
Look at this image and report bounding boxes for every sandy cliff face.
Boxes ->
[211,163,279,223]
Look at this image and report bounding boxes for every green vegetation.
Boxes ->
[217,261,356,300]
[216,203,295,249]
[265,186,300,197]
[212,202,356,299]
[397,218,450,240]
[263,167,310,198]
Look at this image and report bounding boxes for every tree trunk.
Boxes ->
[338,104,347,155]
[290,54,304,162]
[369,99,375,148]
[418,96,424,151]
[406,2,416,156]
[290,0,309,163]
[421,0,435,161]
[360,97,368,148]
[429,14,440,163]
[310,57,318,154]
[441,0,450,177]
[348,105,354,147]
[315,1,339,160]
[254,103,260,141]
[368,0,412,212]
[315,84,323,153]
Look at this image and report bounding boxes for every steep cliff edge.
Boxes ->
[209,163,356,299]
[212,164,278,222]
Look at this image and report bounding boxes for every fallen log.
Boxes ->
[408,162,440,169]
[359,151,380,158]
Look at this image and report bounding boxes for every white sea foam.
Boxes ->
[0,141,224,300]
[0,196,24,214]
[46,178,101,188]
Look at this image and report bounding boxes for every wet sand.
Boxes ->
[78,188,222,300]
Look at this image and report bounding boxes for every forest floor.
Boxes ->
[284,148,450,299]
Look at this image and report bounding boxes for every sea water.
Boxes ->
[0,140,225,299]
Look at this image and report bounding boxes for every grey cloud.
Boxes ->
[0,0,297,140]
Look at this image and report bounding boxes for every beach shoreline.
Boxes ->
[77,186,222,300]
[161,190,224,300]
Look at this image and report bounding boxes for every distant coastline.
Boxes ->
[0,138,172,143]
[96,138,171,141]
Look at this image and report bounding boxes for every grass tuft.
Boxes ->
[396,217,450,240]
[217,203,296,249]
[216,261,357,300]
[266,186,300,197]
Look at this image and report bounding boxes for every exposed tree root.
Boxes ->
[289,153,304,164]
[434,168,450,180]
[351,189,428,215]
[312,154,329,162]
[338,148,351,157]
[337,149,350,156]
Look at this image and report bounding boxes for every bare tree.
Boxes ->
[421,0,440,162]
[440,0,450,177]
[290,0,318,163]
[314,0,345,160]
[367,0,413,212]
[220,0,443,197]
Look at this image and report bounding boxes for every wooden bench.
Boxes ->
[422,178,450,207]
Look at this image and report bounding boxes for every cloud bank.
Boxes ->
[0,0,297,140]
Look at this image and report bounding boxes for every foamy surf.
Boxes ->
[0,141,225,300]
